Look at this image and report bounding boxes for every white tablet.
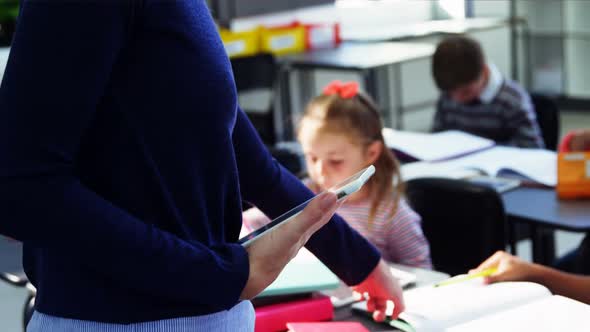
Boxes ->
[238,165,375,247]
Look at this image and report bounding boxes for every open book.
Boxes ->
[353,280,590,332]
[401,146,557,187]
[382,129,495,162]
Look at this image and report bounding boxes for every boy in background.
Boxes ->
[431,36,544,148]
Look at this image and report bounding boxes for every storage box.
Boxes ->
[557,152,590,199]
[303,22,341,50]
[219,27,261,59]
[260,23,306,56]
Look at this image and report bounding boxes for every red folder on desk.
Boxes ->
[255,294,333,332]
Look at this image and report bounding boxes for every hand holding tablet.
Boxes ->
[239,165,375,247]
[239,165,376,300]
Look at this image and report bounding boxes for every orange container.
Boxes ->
[557,132,590,199]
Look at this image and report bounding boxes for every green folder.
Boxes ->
[258,248,340,297]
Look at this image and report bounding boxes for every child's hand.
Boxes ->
[351,259,405,321]
[469,250,536,284]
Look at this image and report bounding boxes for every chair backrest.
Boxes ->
[405,178,507,276]
[231,53,277,92]
[230,53,278,145]
[530,93,560,150]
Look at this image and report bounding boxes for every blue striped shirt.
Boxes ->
[27,301,255,332]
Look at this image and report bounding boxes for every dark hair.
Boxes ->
[432,36,485,91]
[298,92,404,226]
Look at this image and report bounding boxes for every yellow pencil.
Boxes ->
[434,268,498,287]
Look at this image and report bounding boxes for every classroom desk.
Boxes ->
[332,264,449,331]
[502,187,590,265]
[277,42,435,139]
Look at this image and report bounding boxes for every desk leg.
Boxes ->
[541,229,556,264]
[392,63,404,130]
[531,223,556,265]
[299,69,315,110]
[363,67,396,128]
[508,220,518,255]
[277,65,293,141]
[280,68,314,142]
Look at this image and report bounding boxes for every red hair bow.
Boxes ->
[322,80,359,99]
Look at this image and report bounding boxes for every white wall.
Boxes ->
[232,0,434,33]
[564,0,590,34]
[472,0,510,18]
[565,39,590,98]
[516,0,562,34]
[471,26,512,79]
[514,0,590,97]
[563,0,590,98]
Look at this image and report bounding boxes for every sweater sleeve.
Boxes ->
[385,199,432,269]
[242,208,273,232]
[233,109,381,286]
[0,1,248,310]
[503,94,545,148]
[431,97,446,133]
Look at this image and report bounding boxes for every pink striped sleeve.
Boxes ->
[242,207,272,232]
[384,199,432,269]
[241,179,315,236]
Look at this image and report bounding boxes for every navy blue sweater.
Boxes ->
[0,0,380,324]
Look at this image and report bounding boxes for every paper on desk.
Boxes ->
[353,281,552,332]
[436,147,556,186]
[448,295,590,332]
[401,146,557,187]
[383,129,495,162]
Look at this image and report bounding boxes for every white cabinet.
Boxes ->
[564,38,590,98]
[515,0,590,98]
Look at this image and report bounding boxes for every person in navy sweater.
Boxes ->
[0,2,404,331]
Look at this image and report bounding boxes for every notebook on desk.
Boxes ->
[439,146,557,187]
[382,129,495,162]
[258,248,340,298]
[447,294,590,332]
[352,280,585,332]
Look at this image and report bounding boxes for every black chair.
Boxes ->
[0,237,35,331]
[231,53,278,146]
[405,178,509,276]
[530,93,560,150]
[0,1,18,47]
